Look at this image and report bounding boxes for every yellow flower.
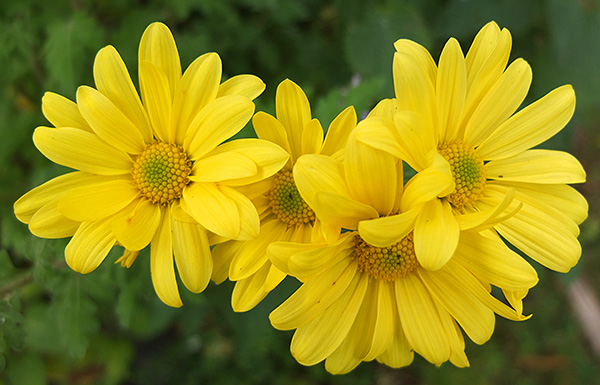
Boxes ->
[14,22,288,307]
[268,133,536,373]
[212,79,356,311]
[356,21,587,271]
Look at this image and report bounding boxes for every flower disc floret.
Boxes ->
[353,232,419,281]
[438,140,486,210]
[132,141,192,205]
[267,170,316,227]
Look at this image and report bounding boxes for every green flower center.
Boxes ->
[132,141,192,205]
[438,140,486,210]
[267,169,315,227]
[353,232,419,281]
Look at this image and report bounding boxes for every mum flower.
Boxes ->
[14,22,288,307]
[267,133,537,373]
[356,21,587,272]
[212,79,356,311]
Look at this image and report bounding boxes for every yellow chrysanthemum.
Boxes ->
[212,79,356,311]
[13,22,289,307]
[356,21,587,271]
[268,134,536,373]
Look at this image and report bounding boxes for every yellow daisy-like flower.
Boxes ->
[212,79,356,311]
[356,21,587,271]
[268,133,536,373]
[14,22,289,307]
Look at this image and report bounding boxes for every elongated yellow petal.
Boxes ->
[313,191,379,229]
[217,74,266,100]
[150,210,183,307]
[269,257,355,330]
[182,182,240,239]
[436,38,467,142]
[394,39,437,85]
[353,116,404,159]
[464,58,532,147]
[139,22,182,97]
[171,53,222,144]
[65,218,116,274]
[29,203,80,239]
[486,149,585,184]
[344,133,397,214]
[229,220,283,280]
[293,153,350,205]
[401,153,454,212]
[252,112,293,158]
[375,303,414,368]
[364,281,396,361]
[454,231,538,291]
[358,208,418,248]
[220,185,260,241]
[172,220,212,293]
[59,179,139,222]
[231,262,271,312]
[395,274,451,365]
[33,127,132,175]
[477,86,576,160]
[367,98,397,119]
[393,111,437,171]
[414,199,459,270]
[456,188,519,231]
[301,118,324,155]
[211,240,240,284]
[276,79,311,162]
[287,234,353,279]
[320,106,356,156]
[41,92,91,131]
[76,86,146,154]
[111,198,161,251]
[93,45,152,142]
[185,95,254,160]
[291,273,368,366]
[190,151,257,183]
[264,263,287,292]
[139,60,173,142]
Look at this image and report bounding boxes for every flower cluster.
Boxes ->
[14,21,587,373]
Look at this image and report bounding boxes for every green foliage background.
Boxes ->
[1,0,599,384]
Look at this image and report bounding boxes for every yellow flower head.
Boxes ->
[356,21,588,272]
[212,79,356,312]
[14,22,289,307]
[268,133,537,373]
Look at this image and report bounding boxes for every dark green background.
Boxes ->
[1,0,599,384]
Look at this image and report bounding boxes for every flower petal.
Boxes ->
[111,198,161,250]
[65,218,116,274]
[463,58,532,147]
[220,185,260,241]
[358,208,419,247]
[181,182,240,239]
[139,22,182,97]
[190,151,257,183]
[364,281,396,361]
[172,220,212,293]
[301,118,324,155]
[436,38,467,142]
[414,199,459,270]
[477,85,576,160]
[367,98,397,119]
[29,203,80,239]
[150,210,183,307]
[185,95,255,160]
[320,106,356,156]
[231,262,272,312]
[76,86,146,154]
[33,127,132,174]
[486,149,586,184]
[400,153,454,212]
[293,153,350,201]
[41,92,91,131]
[394,111,437,171]
[375,303,413,368]
[139,60,173,142]
[93,45,152,142]
[217,74,266,100]
[394,39,437,85]
[354,116,404,159]
[456,188,519,231]
[211,240,239,284]
[313,191,379,230]
[276,79,312,162]
[59,179,139,222]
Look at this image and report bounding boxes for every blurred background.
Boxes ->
[1,0,599,384]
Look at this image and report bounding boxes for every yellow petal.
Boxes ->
[185,95,255,160]
[320,106,356,156]
[366,98,397,119]
[41,92,91,131]
[229,220,283,281]
[111,198,161,251]
[172,220,212,293]
[456,188,519,231]
[150,211,182,307]
[358,208,418,248]
[264,263,287,292]
[293,153,350,206]
[76,86,146,154]
[344,132,397,214]
[139,60,173,142]
[354,115,404,159]
[217,74,266,100]
[393,111,437,171]
[252,111,293,160]
[477,85,576,160]
[395,274,451,365]
[231,262,271,312]
[59,179,139,222]
[181,182,240,239]
[375,305,414,368]
[463,58,532,147]
[93,45,152,142]
[436,38,467,142]
[313,191,379,229]
[65,218,116,274]
[301,118,324,155]
[400,153,454,212]
[210,240,239,284]
[220,185,260,241]
[414,199,459,270]
[33,127,132,175]
[29,203,80,239]
[190,151,257,183]
[171,52,222,144]
[454,231,538,291]
[394,39,437,84]
[139,22,182,97]
[287,234,353,279]
[364,281,396,361]
[276,79,312,162]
